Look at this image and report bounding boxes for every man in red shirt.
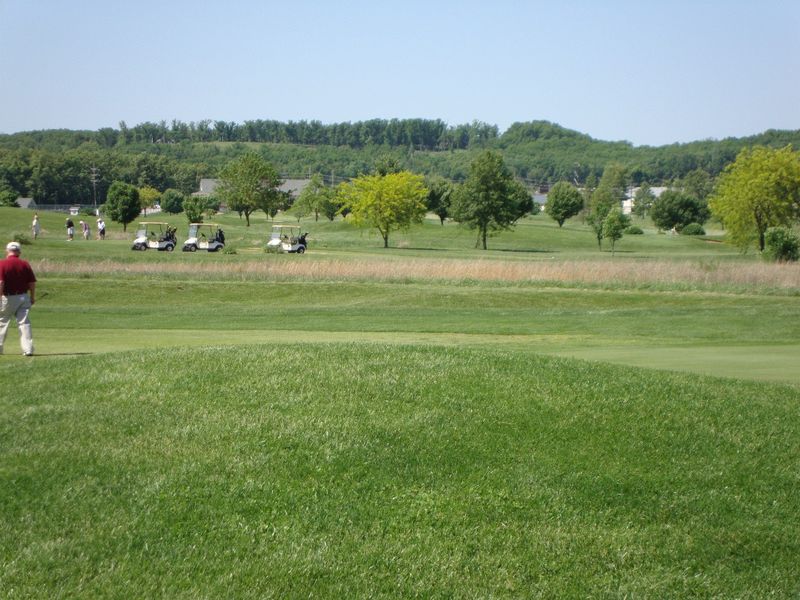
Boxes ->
[0,241,37,356]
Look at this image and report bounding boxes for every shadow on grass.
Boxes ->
[495,248,559,254]
[31,352,94,357]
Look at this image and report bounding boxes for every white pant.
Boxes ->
[0,293,33,355]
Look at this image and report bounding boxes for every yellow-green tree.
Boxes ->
[338,171,428,248]
[138,186,161,215]
[709,145,800,251]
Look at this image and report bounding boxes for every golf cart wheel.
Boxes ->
[297,246,305,254]
[184,245,197,252]
[165,244,174,252]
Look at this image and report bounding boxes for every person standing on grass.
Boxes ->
[65,217,74,241]
[80,220,90,240]
[0,241,37,356]
[32,214,41,239]
[97,217,106,240]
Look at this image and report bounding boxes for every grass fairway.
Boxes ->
[2,206,800,596]
[2,345,799,597]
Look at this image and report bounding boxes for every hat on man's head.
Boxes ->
[6,241,21,253]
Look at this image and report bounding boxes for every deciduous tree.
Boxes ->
[450,151,531,250]
[632,184,656,219]
[709,145,800,251]
[545,181,583,227]
[651,190,709,232]
[603,208,630,255]
[217,152,281,226]
[160,188,185,214]
[338,171,428,248]
[292,173,331,222]
[138,186,161,215]
[425,175,453,225]
[105,181,140,232]
[586,185,617,248]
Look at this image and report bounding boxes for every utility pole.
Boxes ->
[89,165,99,211]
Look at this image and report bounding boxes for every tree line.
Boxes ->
[0,119,498,152]
[2,119,800,210]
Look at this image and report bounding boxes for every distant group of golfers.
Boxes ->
[62,215,105,241]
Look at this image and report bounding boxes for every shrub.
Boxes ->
[80,206,97,216]
[681,223,706,236]
[763,227,799,262]
[11,231,31,245]
[182,196,207,223]
[624,225,644,235]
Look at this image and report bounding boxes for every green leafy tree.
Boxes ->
[321,190,343,221]
[160,188,185,214]
[374,155,402,176]
[586,185,617,248]
[425,175,453,225]
[579,172,598,223]
[650,190,709,232]
[105,181,140,232]
[450,151,531,250]
[217,152,281,226]
[292,173,330,221]
[603,208,630,255]
[709,145,800,251]
[632,184,656,218]
[338,171,428,248]
[0,182,19,207]
[677,168,714,201]
[545,181,583,227]
[598,162,629,203]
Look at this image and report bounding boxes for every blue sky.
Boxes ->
[1,0,798,146]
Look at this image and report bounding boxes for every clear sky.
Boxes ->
[1,0,798,146]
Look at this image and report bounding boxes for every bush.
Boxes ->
[763,227,800,262]
[624,225,644,235]
[681,223,706,236]
[10,232,31,245]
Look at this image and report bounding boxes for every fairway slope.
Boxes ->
[2,344,798,597]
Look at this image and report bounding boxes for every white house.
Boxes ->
[623,186,668,214]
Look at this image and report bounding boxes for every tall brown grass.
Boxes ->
[32,256,800,292]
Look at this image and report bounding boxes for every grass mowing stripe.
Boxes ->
[2,344,798,597]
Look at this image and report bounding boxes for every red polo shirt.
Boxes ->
[0,255,37,295]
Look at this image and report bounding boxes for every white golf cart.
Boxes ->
[182,223,225,252]
[131,221,178,251]
[266,225,308,253]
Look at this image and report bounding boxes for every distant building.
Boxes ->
[623,186,668,215]
[16,197,37,210]
[192,178,220,197]
[280,179,311,196]
[192,177,312,201]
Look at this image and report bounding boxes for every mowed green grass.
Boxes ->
[2,207,800,596]
[2,345,799,597]
[3,205,741,263]
[22,276,800,384]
